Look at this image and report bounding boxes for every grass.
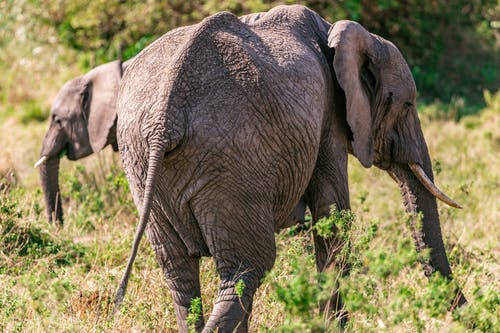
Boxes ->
[0,92,499,332]
[1,2,497,331]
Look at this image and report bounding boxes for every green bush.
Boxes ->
[19,100,49,124]
[187,297,203,333]
[61,163,135,232]
[18,0,497,104]
[0,190,87,273]
[351,0,499,105]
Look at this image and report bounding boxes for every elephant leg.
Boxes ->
[203,276,257,333]
[310,202,350,326]
[146,219,204,332]
[203,236,275,333]
[193,204,276,333]
[305,146,351,324]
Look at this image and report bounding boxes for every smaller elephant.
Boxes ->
[34,59,131,224]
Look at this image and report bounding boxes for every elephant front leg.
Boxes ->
[312,224,350,324]
[147,221,204,332]
[306,181,351,324]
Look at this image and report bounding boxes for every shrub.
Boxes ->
[17,0,498,105]
[0,190,87,273]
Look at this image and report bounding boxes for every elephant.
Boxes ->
[34,59,131,224]
[113,5,466,332]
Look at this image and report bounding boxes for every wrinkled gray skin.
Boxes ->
[115,5,466,332]
[38,60,131,224]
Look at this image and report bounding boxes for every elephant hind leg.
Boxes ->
[147,220,204,333]
[203,278,256,333]
[204,234,275,333]
[193,204,276,333]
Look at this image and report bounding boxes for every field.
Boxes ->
[0,86,498,332]
[0,2,499,330]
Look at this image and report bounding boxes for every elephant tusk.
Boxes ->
[34,156,48,168]
[408,163,463,209]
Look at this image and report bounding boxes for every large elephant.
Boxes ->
[114,5,465,332]
[34,60,131,224]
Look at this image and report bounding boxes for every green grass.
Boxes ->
[0,92,499,331]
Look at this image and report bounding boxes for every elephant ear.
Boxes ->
[83,60,124,153]
[328,20,387,168]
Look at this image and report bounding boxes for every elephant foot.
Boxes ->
[203,300,250,333]
[202,281,253,333]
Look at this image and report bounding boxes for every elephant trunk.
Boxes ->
[388,156,467,308]
[39,156,63,224]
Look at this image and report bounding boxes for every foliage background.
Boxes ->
[1,0,498,117]
[0,0,499,332]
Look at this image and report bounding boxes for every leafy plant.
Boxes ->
[187,297,203,333]
[235,278,246,298]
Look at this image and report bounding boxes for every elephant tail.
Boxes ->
[113,142,166,314]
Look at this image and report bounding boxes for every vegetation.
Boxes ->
[0,1,499,332]
[1,91,498,331]
[1,0,498,117]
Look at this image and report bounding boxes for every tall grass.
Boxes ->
[0,92,499,331]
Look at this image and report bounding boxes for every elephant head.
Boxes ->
[329,21,465,306]
[35,60,131,224]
